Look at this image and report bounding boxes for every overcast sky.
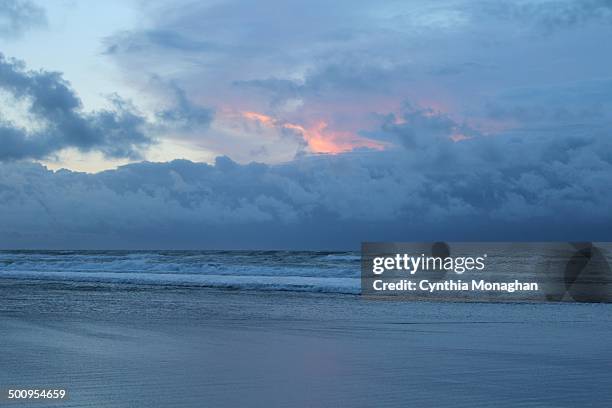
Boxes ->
[1,0,611,249]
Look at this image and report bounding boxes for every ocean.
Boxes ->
[1,250,611,407]
[0,250,361,293]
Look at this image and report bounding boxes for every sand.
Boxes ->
[1,279,611,407]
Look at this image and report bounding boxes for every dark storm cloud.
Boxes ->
[154,80,214,132]
[383,104,476,147]
[1,105,610,248]
[484,0,612,31]
[101,0,612,106]
[483,78,612,127]
[101,0,414,105]
[0,54,153,160]
[234,60,412,106]
[98,0,612,163]
[0,0,45,38]
[234,78,302,103]
[99,0,612,155]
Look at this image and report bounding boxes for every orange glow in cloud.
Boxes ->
[243,111,275,125]
[243,111,386,154]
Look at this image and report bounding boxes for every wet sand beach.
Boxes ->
[1,279,611,407]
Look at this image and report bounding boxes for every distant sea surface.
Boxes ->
[0,250,360,293]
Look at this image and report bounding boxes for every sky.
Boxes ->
[0,0,611,249]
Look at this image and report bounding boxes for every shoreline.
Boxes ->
[0,277,606,305]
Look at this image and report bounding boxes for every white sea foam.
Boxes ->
[0,251,361,293]
[0,270,359,293]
